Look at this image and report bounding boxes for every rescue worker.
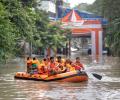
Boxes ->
[64,59,75,72]
[56,56,64,66]
[38,58,49,74]
[48,57,60,75]
[72,57,84,70]
[56,56,66,73]
[26,57,32,73]
[31,57,40,74]
[46,55,50,63]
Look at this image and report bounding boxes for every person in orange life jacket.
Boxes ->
[41,55,50,71]
[26,57,32,73]
[32,57,40,74]
[56,56,64,64]
[56,56,67,73]
[42,58,49,67]
[46,55,50,63]
[38,58,49,74]
[49,57,56,69]
[73,57,84,70]
[39,55,50,73]
[64,59,75,72]
[48,57,59,75]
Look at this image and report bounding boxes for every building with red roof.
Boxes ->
[60,8,108,63]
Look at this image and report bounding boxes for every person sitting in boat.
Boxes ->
[26,57,32,73]
[56,56,64,67]
[46,55,50,63]
[48,57,57,75]
[42,58,49,67]
[47,57,63,75]
[56,56,67,73]
[64,59,75,72]
[38,58,49,74]
[72,57,84,71]
[31,57,40,74]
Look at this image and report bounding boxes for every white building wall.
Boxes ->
[38,1,56,13]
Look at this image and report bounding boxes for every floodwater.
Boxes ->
[0,55,120,100]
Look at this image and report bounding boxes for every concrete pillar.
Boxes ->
[98,30,103,64]
[91,31,96,62]
[91,30,103,64]
[95,30,99,62]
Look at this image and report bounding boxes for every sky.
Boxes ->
[63,0,96,7]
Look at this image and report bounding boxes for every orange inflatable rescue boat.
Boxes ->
[14,70,88,82]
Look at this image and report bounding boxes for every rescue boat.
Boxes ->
[14,70,88,82]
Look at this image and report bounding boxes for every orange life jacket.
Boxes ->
[33,59,40,64]
[42,60,49,66]
[32,59,41,68]
[65,64,75,71]
[56,61,64,67]
[38,60,49,74]
[27,59,32,67]
[50,62,56,69]
[74,61,84,70]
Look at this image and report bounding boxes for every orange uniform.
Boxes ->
[65,64,75,72]
[27,59,32,67]
[73,61,84,70]
[26,59,32,73]
[38,60,49,74]
[49,62,57,69]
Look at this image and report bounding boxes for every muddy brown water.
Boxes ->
[0,55,120,100]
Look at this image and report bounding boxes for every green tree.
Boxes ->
[0,0,68,62]
[86,0,120,56]
[0,2,16,62]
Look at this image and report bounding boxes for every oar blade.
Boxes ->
[92,73,102,80]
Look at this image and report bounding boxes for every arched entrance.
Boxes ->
[72,28,103,63]
[61,9,104,63]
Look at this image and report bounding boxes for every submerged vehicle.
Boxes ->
[14,70,88,83]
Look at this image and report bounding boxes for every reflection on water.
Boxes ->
[0,56,120,100]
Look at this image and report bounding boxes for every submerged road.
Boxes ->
[0,55,120,100]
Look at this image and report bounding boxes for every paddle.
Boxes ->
[92,73,102,80]
[84,65,102,80]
